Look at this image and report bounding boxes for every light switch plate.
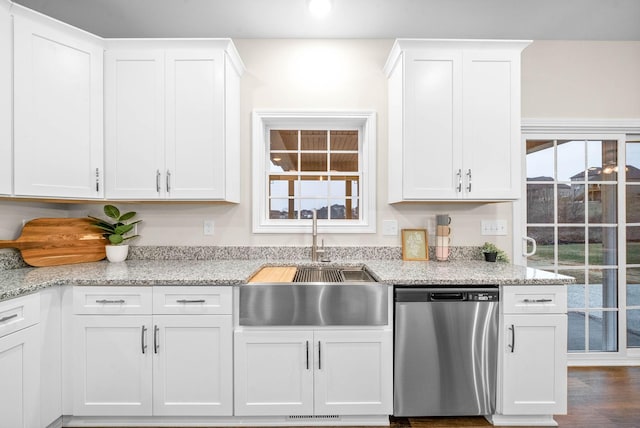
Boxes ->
[382,220,398,236]
[203,220,215,236]
[481,220,507,236]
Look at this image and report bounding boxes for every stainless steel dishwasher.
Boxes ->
[394,286,499,416]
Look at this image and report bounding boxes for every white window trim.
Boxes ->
[252,110,377,234]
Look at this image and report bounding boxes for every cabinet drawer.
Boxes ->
[153,286,232,314]
[0,293,39,338]
[73,287,152,314]
[502,285,567,314]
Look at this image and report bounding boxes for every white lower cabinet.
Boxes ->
[72,286,233,418]
[0,294,41,428]
[234,329,393,416]
[493,285,567,426]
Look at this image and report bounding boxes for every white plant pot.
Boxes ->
[106,244,129,263]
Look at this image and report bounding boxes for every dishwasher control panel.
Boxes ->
[468,291,499,302]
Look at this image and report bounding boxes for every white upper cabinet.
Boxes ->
[12,5,104,199]
[385,39,530,202]
[0,1,11,196]
[105,40,244,201]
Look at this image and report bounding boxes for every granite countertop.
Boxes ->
[0,258,574,303]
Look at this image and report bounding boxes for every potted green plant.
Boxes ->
[89,205,141,262]
[481,242,509,263]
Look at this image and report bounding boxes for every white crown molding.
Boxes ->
[522,118,640,134]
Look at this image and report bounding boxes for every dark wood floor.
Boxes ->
[94,367,640,428]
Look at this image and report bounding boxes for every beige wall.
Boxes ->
[4,39,640,257]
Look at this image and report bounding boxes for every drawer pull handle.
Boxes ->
[318,341,322,370]
[306,340,309,370]
[176,299,206,304]
[0,314,18,323]
[523,298,553,303]
[96,299,126,304]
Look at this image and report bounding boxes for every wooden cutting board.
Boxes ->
[248,266,297,283]
[0,218,107,267]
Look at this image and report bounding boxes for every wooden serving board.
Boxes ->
[0,218,107,267]
[248,266,297,283]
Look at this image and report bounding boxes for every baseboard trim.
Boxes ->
[487,414,558,426]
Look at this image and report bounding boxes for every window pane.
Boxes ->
[269,198,295,219]
[558,184,584,223]
[299,176,328,197]
[270,130,297,150]
[328,200,359,220]
[270,152,297,172]
[588,227,617,265]
[300,200,328,218]
[269,176,294,198]
[557,140,585,182]
[627,142,640,182]
[628,227,640,264]
[301,130,327,151]
[331,130,358,151]
[300,153,327,171]
[527,226,554,267]
[589,310,617,352]
[559,268,585,285]
[330,153,358,172]
[588,269,617,308]
[628,268,640,306]
[568,311,586,352]
[628,309,640,348]
[627,185,640,223]
[526,140,555,180]
[329,176,359,198]
[589,184,617,223]
[558,227,585,266]
[587,140,618,181]
[526,183,554,223]
[567,284,585,309]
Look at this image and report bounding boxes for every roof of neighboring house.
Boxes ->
[570,165,640,181]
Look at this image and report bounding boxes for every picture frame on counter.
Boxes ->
[401,229,429,261]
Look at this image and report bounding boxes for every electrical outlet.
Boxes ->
[481,220,508,236]
[203,220,215,236]
[382,220,398,236]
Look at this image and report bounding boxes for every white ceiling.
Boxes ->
[10,0,640,40]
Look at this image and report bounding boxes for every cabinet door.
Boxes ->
[0,325,40,428]
[164,49,225,199]
[234,330,314,416]
[0,1,11,195]
[314,330,393,415]
[13,11,103,198]
[153,315,232,416]
[402,49,463,200]
[462,49,521,199]
[105,49,165,199]
[502,314,567,415]
[73,315,152,416]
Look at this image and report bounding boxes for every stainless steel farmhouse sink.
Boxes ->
[239,266,388,326]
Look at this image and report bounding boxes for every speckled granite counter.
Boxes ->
[0,257,574,302]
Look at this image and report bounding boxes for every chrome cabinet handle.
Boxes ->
[95,168,100,192]
[166,170,171,193]
[141,325,148,354]
[95,299,125,304]
[176,299,206,304]
[508,324,515,353]
[523,298,553,303]
[306,340,309,370]
[156,170,161,193]
[154,325,159,354]
[0,314,18,323]
[318,341,321,370]
[456,169,462,193]
[466,169,472,192]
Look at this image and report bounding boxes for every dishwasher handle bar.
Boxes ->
[395,287,499,302]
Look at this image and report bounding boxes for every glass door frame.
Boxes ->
[517,129,640,365]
